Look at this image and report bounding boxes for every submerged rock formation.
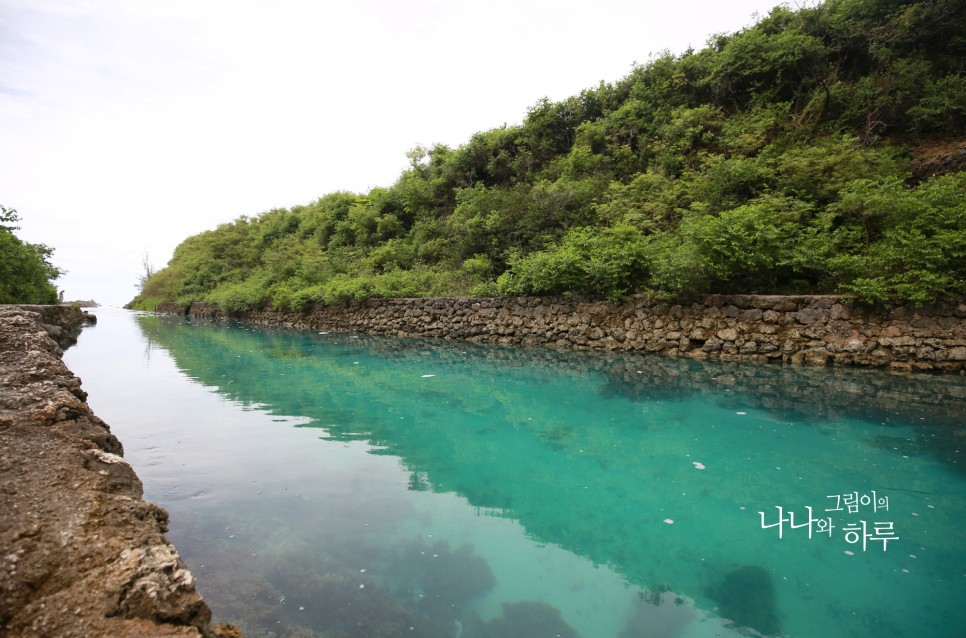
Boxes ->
[705,565,780,636]
[0,305,235,637]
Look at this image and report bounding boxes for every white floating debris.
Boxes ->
[663,519,674,524]
[421,374,436,378]
[360,584,366,589]
[433,554,439,558]
[737,411,747,415]
[360,568,367,573]
[902,569,910,573]
[912,512,919,516]
[692,462,706,470]
[844,550,855,556]
[299,606,305,611]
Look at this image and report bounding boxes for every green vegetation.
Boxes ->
[0,205,63,304]
[131,0,966,311]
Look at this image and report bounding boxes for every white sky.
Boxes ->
[1,0,785,306]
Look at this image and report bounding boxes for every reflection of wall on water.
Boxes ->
[596,351,966,424]
[138,313,966,477]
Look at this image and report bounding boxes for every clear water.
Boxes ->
[64,308,966,638]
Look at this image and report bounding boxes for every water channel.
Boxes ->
[64,308,966,637]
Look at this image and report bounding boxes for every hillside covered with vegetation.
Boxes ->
[132,0,966,312]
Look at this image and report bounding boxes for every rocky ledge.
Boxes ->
[0,305,237,638]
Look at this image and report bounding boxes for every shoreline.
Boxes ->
[0,305,237,638]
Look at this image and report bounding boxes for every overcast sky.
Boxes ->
[1,0,785,306]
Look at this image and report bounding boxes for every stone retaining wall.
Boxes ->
[160,294,966,374]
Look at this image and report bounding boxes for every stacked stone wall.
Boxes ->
[171,295,966,374]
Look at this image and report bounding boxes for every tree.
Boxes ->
[136,251,156,291]
[0,205,63,304]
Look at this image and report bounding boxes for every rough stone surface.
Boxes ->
[175,294,966,374]
[0,305,237,638]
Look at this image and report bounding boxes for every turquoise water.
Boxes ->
[64,308,966,638]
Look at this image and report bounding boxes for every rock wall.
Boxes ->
[0,305,237,638]
[172,294,966,374]
[12,303,97,349]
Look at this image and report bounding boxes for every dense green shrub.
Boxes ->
[497,225,652,301]
[830,174,966,304]
[0,206,62,304]
[131,0,966,311]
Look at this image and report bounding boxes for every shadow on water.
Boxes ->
[133,314,966,637]
[704,565,780,637]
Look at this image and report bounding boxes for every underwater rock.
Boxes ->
[705,565,780,636]
[382,538,496,621]
[194,560,285,636]
[265,556,443,638]
[483,601,579,638]
[618,590,697,638]
[416,542,496,618]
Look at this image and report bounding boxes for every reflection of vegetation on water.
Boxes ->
[618,590,699,638]
[135,314,966,637]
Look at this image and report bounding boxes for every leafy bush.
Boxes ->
[497,225,652,301]
[0,206,62,304]
[646,196,818,296]
[831,174,966,304]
